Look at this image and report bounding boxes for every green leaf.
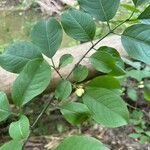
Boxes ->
[55,135,109,150]
[87,75,121,94]
[126,70,150,81]
[121,24,150,64]
[73,65,89,82]
[61,102,91,125]
[127,88,138,102]
[9,115,30,140]
[0,41,42,73]
[61,9,96,42]
[90,46,125,76]
[139,135,149,144]
[78,0,120,21]
[129,133,141,139]
[138,5,150,25]
[0,92,11,122]
[12,59,52,106]
[55,80,72,101]
[83,88,129,128]
[31,17,63,58]
[132,0,150,6]
[120,4,140,13]
[0,140,23,150]
[58,54,74,68]
[144,84,150,102]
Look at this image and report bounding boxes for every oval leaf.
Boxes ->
[12,59,52,106]
[90,47,125,76]
[73,65,89,82]
[83,88,129,128]
[121,24,150,64]
[78,0,120,21]
[31,17,63,58]
[9,115,30,140]
[0,92,11,122]
[0,141,23,150]
[0,41,42,73]
[61,9,96,42]
[55,135,109,150]
[61,102,91,125]
[59,54,74,68]
[55,80,72,101]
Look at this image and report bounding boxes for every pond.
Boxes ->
[0,9,78,52]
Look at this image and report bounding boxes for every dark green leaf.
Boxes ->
[132,0,150,6]
[73,65,89,82]
[59,54,74,68]
[61,9,96,42]
[87,75,121,94]
[83,88,129,128]
[0,92,11,122]
[78,0,120,21]
[0,42,42,73]
[9,115,30,140]
[55,80,72,101]
[55,135,109,150]
[90,46,125,76]
[121,24,150,64]
[0,141,23,150]
[138,5,150,25]
[12,59,52,106]
[61,102,91,125]
[31,17,63,58]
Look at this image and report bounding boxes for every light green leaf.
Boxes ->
[120,4,140,13]
[0,140,23,150]
[61,9,96,42]
[0,41,42,73]
[121,24,150,64]
[31,17,63,58]
[129,133,141,139]
[126,70,150,81]
[61,102,91,125]
[78,0,120,21]
[90,46,125,76]
[59,54,74,68]
[127,88,138,102]
[55,135,109,150]
[144,84,150,102]
[132,0,150,6]
[138,5,150,25]
[83,88,129,128]
[0,92,11,122]
[55,80,72,101]
[87,75,121,94]
[73,65,89,82]
[9,115,30,140]
[12,59,52,106]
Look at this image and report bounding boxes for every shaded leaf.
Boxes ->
[61,102,91,125]
[132,0,150,6]
[127,88,138,102]
[0,92,11,122]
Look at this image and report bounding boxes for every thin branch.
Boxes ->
[51,58,63,79]
[23,94,59,149]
